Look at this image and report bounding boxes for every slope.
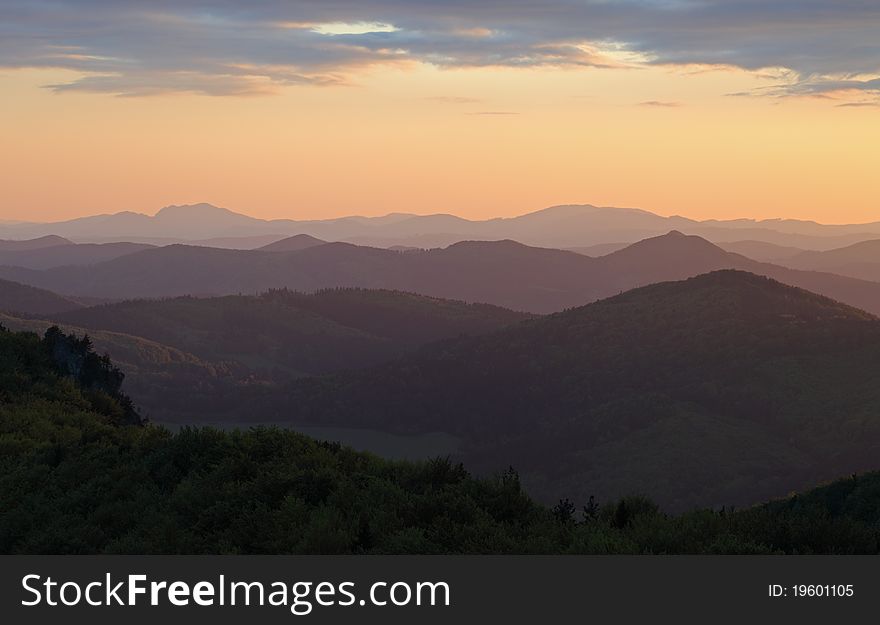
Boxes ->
[52,288,531,378]
[0,278,84,315]
[257,271,880,512]
[8,232,880,316]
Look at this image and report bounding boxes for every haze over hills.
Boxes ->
[7,230,880,316]
[10,320,880,554]
[0,241,154,270]
[0,278,85,315]
[779,239,880,282]
[716,240,807,262]
[0,235,73,251]
[0,311,244,422]
[258,234,327,252]
[5,203,880,250]
[252,271,880,512]
[53,288,530,379]
[569,239,809,262]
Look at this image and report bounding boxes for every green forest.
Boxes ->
[2,324,880,554]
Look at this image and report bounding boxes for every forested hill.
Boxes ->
[3,324,880,554]
[0,278,84,316]
[53,288,531,377]
[259,270,880,511]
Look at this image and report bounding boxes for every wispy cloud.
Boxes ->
[1,1,878,99]
[638,100,683,107]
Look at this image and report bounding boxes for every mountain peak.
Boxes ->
[0,235,74,251]
[155,203,236,218]
[602,269,876,322]
[258,234,327,252]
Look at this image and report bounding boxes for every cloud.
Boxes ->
[733,75,880,104]
[1,1,878,98]
[638,100,683,107]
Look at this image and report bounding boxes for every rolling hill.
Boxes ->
[6,322,880,554]
[8,231,880,315]
[0,278,84,315]
[258,234,327,252]
[717,240,807,262]
[780,239,880,282]
[0,311,246,423]
[0,241,154,269]
[0,235,73,251]
[52,288,531,378]
[249,271,880,512]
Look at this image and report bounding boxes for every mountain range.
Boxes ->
[8,320,880,555]
[52,288,529,380]
[0,278,85,315]
[249,271,880,512]
[5,202,880,250]
[6,230,880,315]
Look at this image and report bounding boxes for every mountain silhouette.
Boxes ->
[717,240,806,262]
[0,241,153,270]
[258,234,327,252]
[781,239,880,282]
[5,231,880,315]
[5,203,880,249]
[53,288,530,380]
[255,270,880,511]
[0,235,73,251]
[0,278,84,315]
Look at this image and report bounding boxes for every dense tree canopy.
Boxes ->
[2,324,880,554]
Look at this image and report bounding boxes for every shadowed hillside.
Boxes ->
[0,241,153,269]
[5,323,880,554]
[0,278,84,315]
[0,312,246,423]
[249,271,880,512]
[53,288,531,378]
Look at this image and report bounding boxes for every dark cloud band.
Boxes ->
[1,1,878,99]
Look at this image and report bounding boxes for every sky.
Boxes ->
[1,1,879,224]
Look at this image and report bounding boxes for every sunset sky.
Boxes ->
[1,1,878,223]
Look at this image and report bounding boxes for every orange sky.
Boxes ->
[2,62,878,224]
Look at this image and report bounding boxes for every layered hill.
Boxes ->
[53,288,530,378]
[8,230,880,316]
[258,234,327,252]
[5,323,880,554]
[0,278,84,315]
[0,241,153,270]
[780,239,880,282]
[6,203,880,249]
[0,312,245,423]
[253,271,880,512]
[0,235,72,251]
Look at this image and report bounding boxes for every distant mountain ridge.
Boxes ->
[0,241,154,270]
[779,239,880,282]
[0,235,73,251]
[5,202,880,249]
[6,231,880,315]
